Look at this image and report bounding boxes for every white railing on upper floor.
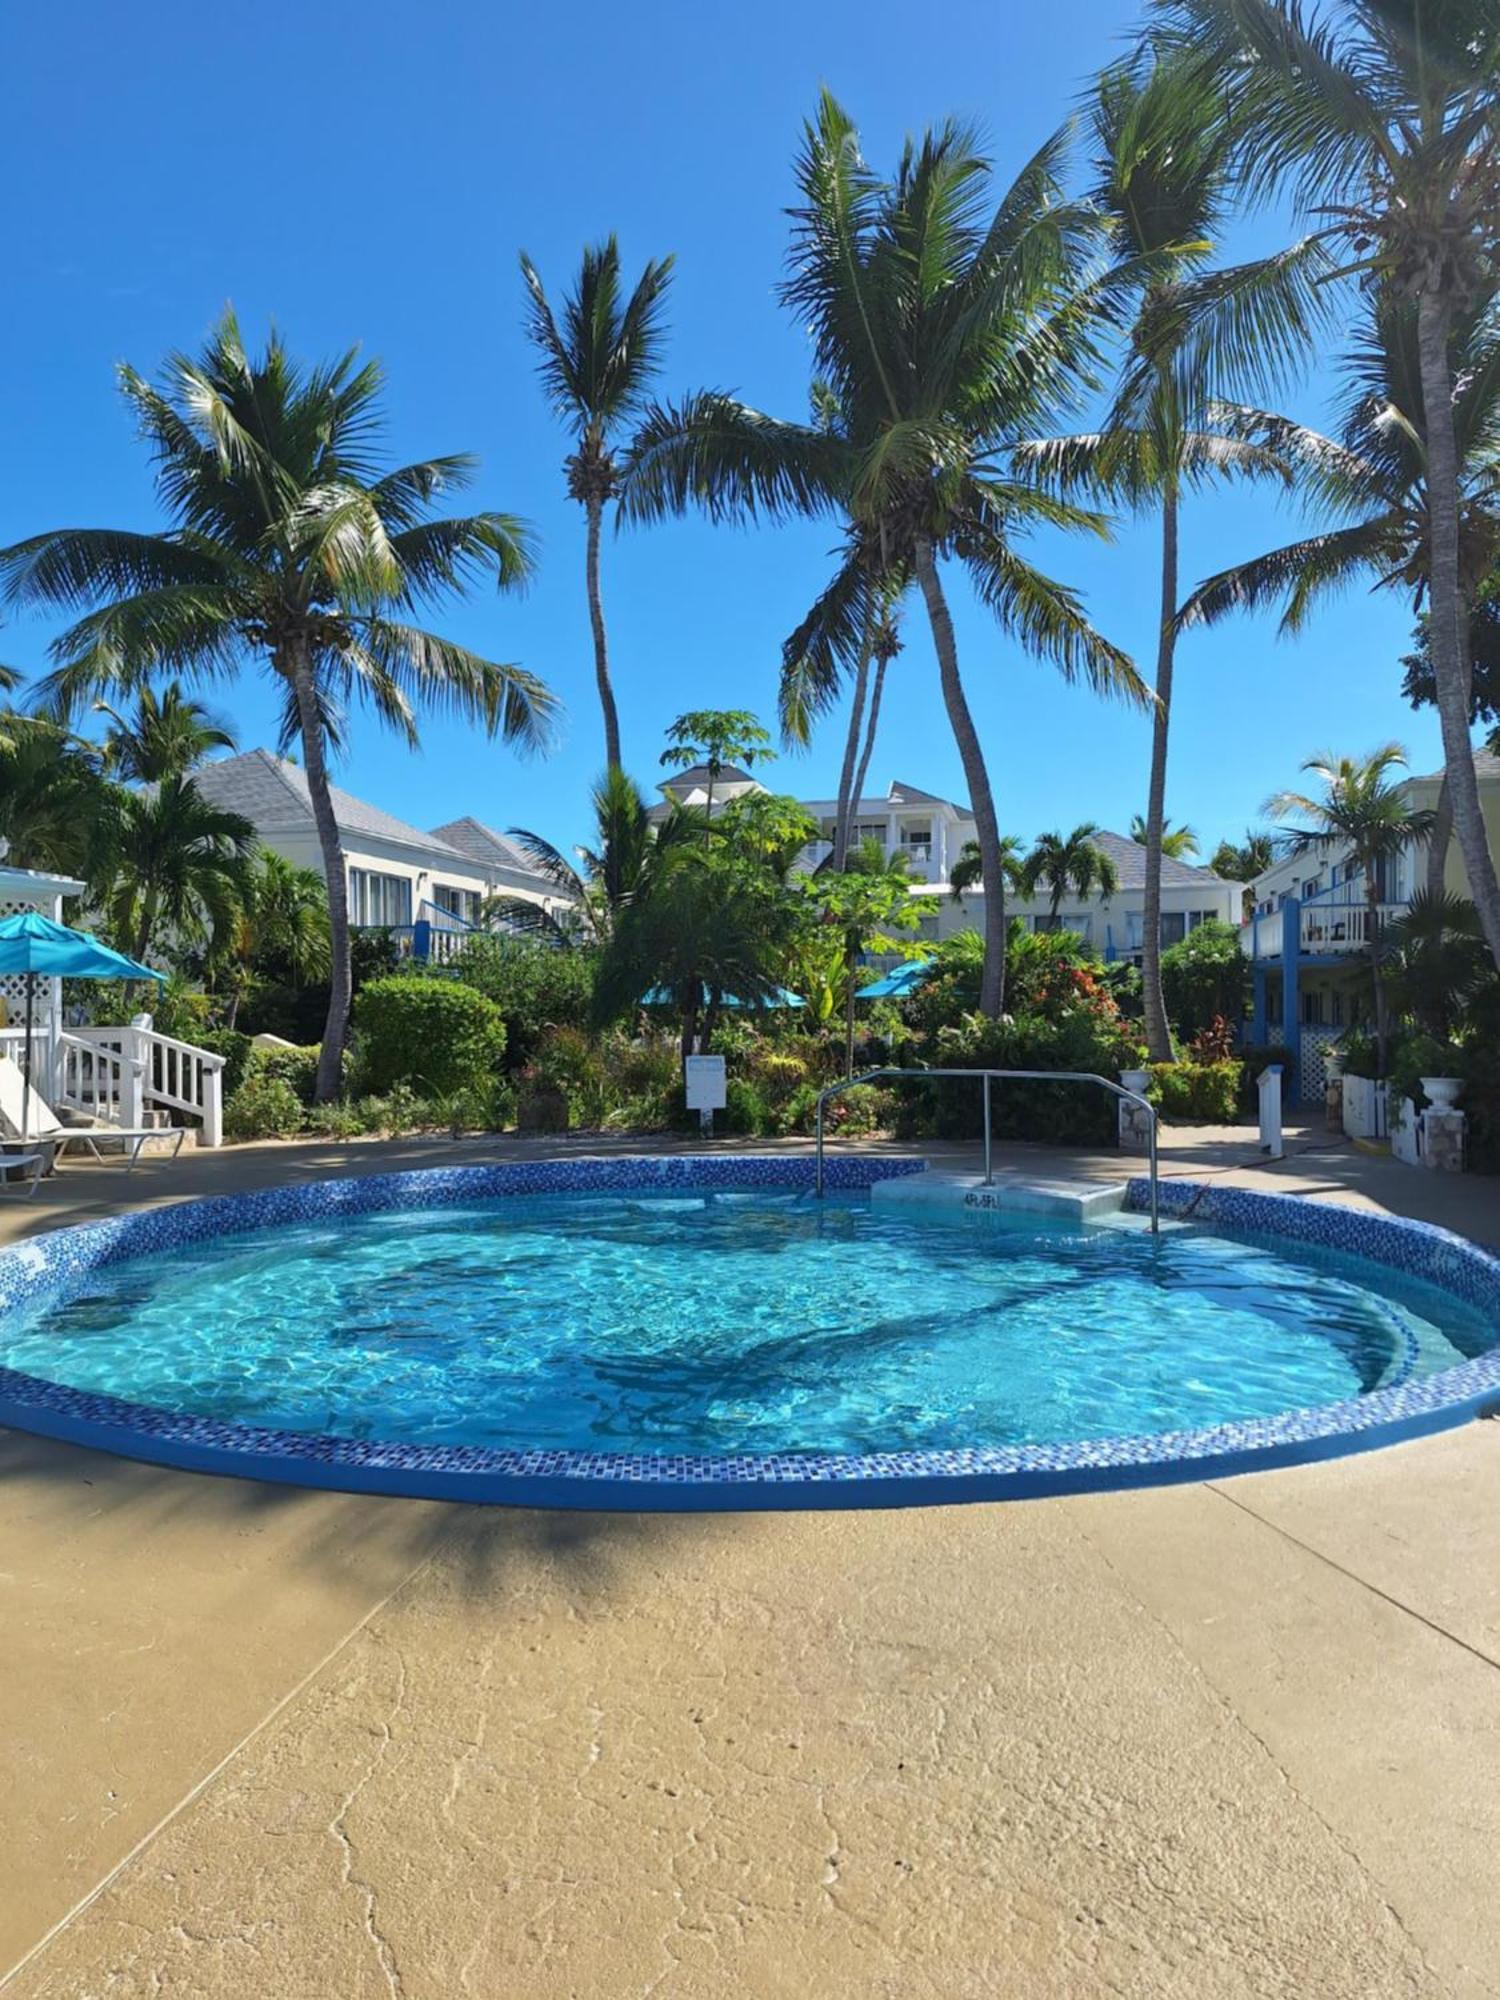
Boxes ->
[1244,880,1412,960]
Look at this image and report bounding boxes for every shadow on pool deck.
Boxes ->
[3,1125,1499,1995]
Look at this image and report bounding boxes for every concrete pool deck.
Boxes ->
[2,1127,1498,1997]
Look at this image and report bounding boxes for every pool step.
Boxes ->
[870,1170,1128,1226]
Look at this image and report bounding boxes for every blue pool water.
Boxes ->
[2,1191,1493,1457]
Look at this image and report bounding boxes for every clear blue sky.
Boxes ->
[2,0,1444,859]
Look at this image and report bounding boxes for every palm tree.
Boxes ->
[950,833,1026,975]
[95,680,236,782]
[1265,745,1436,1075]
[1022,51,1326,1061]
[1209,828,1275,881]
[212,849,331,1027]
[520,239,673,772]
[1154,0,1500,968]
[99,777,256,964]
[815,837,920,1076]
[0,719,110,878]
[1130,812,1200,859]
[1384,889,1493,1043]
[625,96,1150,1016]
[492,766,692,944]
[0,311,552,1099]
[1020,824,1121,923]
[1182,298,1500,904]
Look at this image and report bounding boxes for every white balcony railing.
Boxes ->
[1245,886,1411,960]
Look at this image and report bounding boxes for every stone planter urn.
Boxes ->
[1323,1048,1344,1083]
[1420,1076,1463,1110]
[1119,1069,1151,1096]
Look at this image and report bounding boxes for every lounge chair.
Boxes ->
[0,1149,45,1198]
[0,1055,186,1170]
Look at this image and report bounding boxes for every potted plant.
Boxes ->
[1402,1034,1464,1109]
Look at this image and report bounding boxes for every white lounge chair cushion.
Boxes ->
[0,1055,66,1141]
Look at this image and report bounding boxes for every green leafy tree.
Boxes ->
[520,238,673,771]
[493,766,692,944]
[1209,828,1275,881]
[213,849,331,1028]
[1384,890,1494,1042]
[1129,812,1199,859]
[1265,744,1436,1075]
[1022,49,1324,1061]
[812,837,920,1076]
[95,680,236,782]
[1160,917,1251,1040]
[1180,296,1500,903]
[0,720,110,878]
[99,776,256,964]
[0,310,551,1099]
[1155,0,1500,968]
[1020,824,1121,922]
[659,709,774,824]
[625,94,1149,1016]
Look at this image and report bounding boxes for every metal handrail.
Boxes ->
[813,1066,1160,1234]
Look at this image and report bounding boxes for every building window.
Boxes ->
[349,868,412,927]
[1160,912,1187,947]
[1267,984,1283,1026]
[1330,989,1343,1026]
[1302,989,1323,1025]
[432,884,479,924]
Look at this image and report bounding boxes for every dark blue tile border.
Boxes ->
[0,1155,1497,1511]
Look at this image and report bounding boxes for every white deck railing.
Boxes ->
[1,1022,225,1148]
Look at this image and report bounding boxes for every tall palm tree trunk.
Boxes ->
[1417,293,1500,971]
[585,495,622,773]
[1141,489,1178,1062]
[914,535,1006,1016]
[289,652,353,1103]
[849,655,887,833]
[832,630,872,868]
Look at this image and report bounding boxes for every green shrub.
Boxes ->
[1161,921,1250,1041]
[722,1077,770,1135]
[531,1025,610,1125]
[247,1041,321,1105]
[445,937,596,1067]
[926,1008,1139,1146]
[193,1027,254,1098]
[223,1073,304,1141]
[1148,1059,1242,1124]
[304,1103,363,1143]
[355,976,506,1095]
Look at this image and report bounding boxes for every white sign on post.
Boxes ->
[684,1054,727,1134]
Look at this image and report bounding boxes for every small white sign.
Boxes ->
[683,1054,727,1112]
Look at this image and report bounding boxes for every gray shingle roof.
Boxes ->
[192,750,476,862]
[888,779,971,814]
[1413,748,1500,785]
[430,816,546,879]
[1090,829,1224,891]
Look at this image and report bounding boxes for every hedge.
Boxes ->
[354,976,507,1095]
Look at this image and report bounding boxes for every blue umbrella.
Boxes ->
[858,958,934,999]
[641,981,805,1010]
[0,912,164,1147]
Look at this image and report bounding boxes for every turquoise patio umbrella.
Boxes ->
[858,958,934,998]
[0,911,164,1146]
[640,982,805,1010]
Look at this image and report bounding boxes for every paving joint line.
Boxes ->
[1204,1477,1500,1676]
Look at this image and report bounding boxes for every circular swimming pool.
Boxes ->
[1,1157,1497,1506]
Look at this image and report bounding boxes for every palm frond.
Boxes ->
[620,393,846,526]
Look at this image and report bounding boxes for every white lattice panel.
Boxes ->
[1298,1026,1340,1103]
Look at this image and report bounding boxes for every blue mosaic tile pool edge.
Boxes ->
[1,1155,1497,1511]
